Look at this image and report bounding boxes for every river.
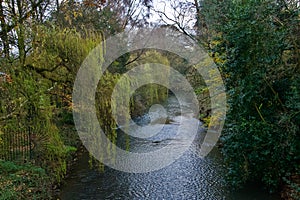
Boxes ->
[58,96,280,200]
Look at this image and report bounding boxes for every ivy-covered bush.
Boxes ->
[204,0,300,194]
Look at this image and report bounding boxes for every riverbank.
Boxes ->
[0,147,81,199]
[0,123,81,199]
[0,88,296,200]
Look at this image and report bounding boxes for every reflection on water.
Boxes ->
[59,96,280,200]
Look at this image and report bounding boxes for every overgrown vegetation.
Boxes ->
[0,0,299,199]
[0,26,102,198]
[203,0,300,196]
[0,1,168,198]
[0,160,50,199]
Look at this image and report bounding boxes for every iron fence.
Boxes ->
[0,130,32,163]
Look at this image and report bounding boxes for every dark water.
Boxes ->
[59,96,280,200]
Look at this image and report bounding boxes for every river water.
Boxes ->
[59,96,280,200]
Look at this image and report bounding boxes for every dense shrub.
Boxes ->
[204,0,300,193]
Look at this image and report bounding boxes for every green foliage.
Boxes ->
[0,26,105,195]
[0,1,165,198]
[161,51,189,75]
[25,26,105,182]
[127,50,170,116]
[86,50,171,169]
[204,0,300,193]
[1,67,68,184]
[222,119,299,191]
[28,25,103,84]
[0,160,50,200]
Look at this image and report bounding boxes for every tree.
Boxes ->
[53,0,153,36]
[0,0,54,62]
[203,0,300,194]
[152,0,209,44]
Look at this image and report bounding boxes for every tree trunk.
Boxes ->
[17,0,26,65]
[0,1,10,58]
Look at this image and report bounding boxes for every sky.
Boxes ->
[149,0,196,34]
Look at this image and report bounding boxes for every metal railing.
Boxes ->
[0,130,32,163]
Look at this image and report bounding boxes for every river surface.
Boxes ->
[59,96,280,200]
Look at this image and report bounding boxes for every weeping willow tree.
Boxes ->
[86,50,172,170]
[8,25,172,173]
[127,50,170,117]
[25,26,126,173]
[0,26,108,183]
[27,25,104,105]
